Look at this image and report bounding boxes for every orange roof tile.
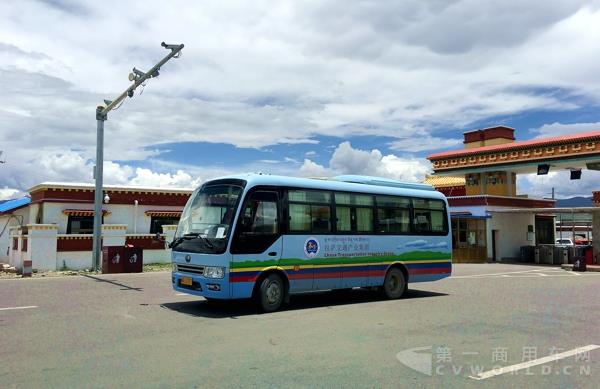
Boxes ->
[428,130,600,160]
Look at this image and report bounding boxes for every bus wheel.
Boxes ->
[256,273,284,312]
[382,268,406,299]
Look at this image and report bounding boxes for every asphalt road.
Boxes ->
[1,264,600,388]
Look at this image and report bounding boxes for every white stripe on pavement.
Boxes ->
[469,344,600,380]
[452,269,550,278]
[0,305,38,311]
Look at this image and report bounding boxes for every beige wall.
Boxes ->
[487,211,536,260]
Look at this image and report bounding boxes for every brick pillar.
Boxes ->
[593,192,600,263]
[101,225,127,247]
[162,225,178,248]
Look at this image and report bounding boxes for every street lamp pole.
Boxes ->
[92,42,184,272]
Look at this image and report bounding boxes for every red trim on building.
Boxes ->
[30,189,190,206]
[144,210,182,217]
[447,196,555,208]
[57,237,93,252]
[62,209,110,216]
[429,130,600,160]
[125,236,166,250]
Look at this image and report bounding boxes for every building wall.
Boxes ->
[465,172,516,197]
[41,202,182,234]
[487,212,536,260]
[0,207,30,262]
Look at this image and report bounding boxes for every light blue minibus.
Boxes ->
[171,173,451,312]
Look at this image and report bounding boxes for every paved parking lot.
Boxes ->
[1,263,599,388]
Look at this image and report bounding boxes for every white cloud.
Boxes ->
[2,1,600,191]
[532,121,600,138]
[0,187,23,200]
[299,142,432,182]
[389,135,463,152]
[519,170,600,198]
[298,159,332,177]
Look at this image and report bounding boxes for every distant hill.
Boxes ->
[555,197,593,207]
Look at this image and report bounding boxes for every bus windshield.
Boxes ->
[173,183,243,253]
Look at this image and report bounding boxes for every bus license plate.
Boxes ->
[180,277,193,286]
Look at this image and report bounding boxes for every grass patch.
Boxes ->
[143,262,172,272]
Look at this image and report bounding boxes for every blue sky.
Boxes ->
[2,0,600,199]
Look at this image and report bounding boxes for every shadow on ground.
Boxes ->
[83,274,144,291]
[160,288,448,319]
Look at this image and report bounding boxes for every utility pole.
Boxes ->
[92,42,184,272]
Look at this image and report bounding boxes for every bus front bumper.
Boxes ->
[172,272,230,299]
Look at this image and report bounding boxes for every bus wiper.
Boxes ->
[170,233,214,249]
[169,233,202,249]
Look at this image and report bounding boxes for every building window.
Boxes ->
[67,216,95,234]
[452,218,486,249]
[150,216,180,234]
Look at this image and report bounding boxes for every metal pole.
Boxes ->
[92,107,106,271]
[91,42,183,272]
[572,210,575,243]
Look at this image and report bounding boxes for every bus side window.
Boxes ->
[412,199,447,234]
[231,191,280,254]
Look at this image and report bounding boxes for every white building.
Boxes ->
[1,182,192,271]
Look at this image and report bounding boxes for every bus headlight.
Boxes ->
[204,266,225,279]
[172,263,177,272]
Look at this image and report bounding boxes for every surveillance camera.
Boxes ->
[132,68,147,77]
[103,194,110,204]
[161,42,183,50]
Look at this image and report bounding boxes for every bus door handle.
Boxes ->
[268,252,278,257]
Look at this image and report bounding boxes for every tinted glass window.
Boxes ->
[335,193,373,206]
[356,208,373,232]
[377,208,410,233]
[376,196,410,208]
[289,203,332,233]
[412,198,447,234]
[231,191,280,254]
[289,204,311,232]
[336,206,351,232]
[289,190,331,203]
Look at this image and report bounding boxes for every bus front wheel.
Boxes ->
[256,273,284,312]
[382,268,406,299]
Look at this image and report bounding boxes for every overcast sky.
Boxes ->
[2,0,600,200]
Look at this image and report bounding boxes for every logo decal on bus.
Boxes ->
[304,237,320,258]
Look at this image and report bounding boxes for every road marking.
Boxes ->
[469,344,600,380]
[0,305,38,311]
[452,269,549,278]
[175,293,188,296]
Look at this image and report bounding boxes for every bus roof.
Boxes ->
[204,173,446,201]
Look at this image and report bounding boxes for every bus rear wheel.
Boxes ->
[256,273,284,312]
[382,268,406,299]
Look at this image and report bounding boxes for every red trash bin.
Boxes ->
[585,246,593,265]
[102,246,126,274]
[124,247,143,273]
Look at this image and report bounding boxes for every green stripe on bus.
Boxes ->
[230,250,450,269]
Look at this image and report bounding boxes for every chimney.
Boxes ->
[463,126,515,149]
